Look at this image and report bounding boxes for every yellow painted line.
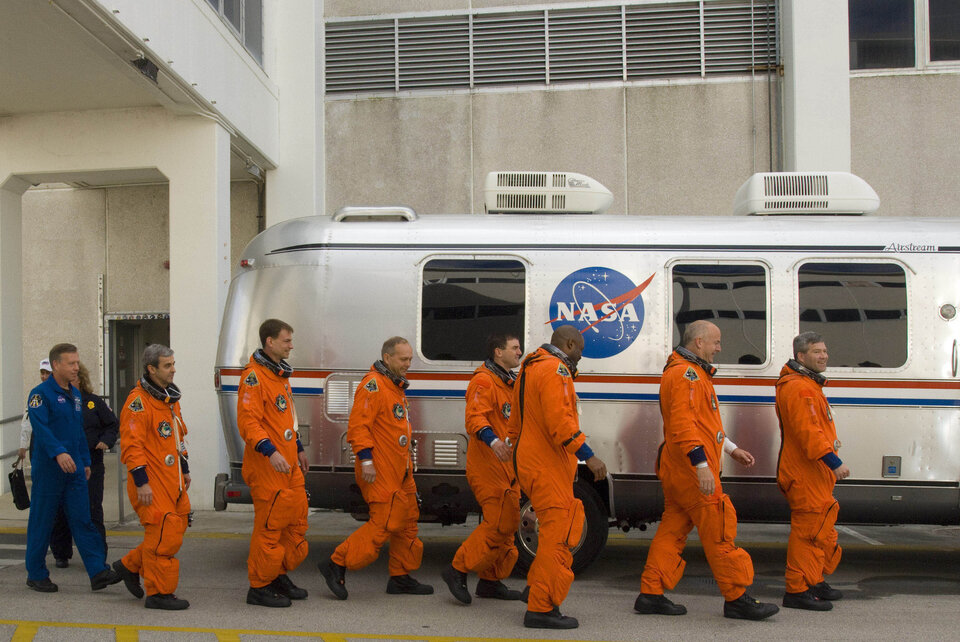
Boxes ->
[11,623,38,642]
[0,620,609,642]
[115,625,139,642]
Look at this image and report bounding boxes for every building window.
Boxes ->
[930,0,960,61]
[205,0,263,65]
[421,259,526,361]
[326,1,778,95]
[671,264,768,365]
[849,0,915,69]
[798,263,907,368]
[849,0,960,70]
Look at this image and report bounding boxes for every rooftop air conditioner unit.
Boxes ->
[733,172,880,216]
[484,171,613,214]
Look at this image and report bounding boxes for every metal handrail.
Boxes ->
[0,414,22,425]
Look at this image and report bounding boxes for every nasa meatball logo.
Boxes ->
[547,267,654,359]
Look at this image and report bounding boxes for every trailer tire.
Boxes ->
[513,480,609,576]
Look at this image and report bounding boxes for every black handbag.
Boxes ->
[8,460,30,510]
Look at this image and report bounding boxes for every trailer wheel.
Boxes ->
[513,480,609,575]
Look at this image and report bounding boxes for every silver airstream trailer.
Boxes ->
[215,172,960,572]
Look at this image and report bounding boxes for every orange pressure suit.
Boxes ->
[237,351,309,588]
[640,349,754,601]
[331,363,422,576]
[775,362,842,594]
[452,361,520,581]
[509,346,588,614]
[119,379,190,597]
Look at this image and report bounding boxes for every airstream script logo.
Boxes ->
[883,242,937,252]
[547,267,655,359]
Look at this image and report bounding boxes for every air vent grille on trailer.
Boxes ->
[733,172,879,216]
[484,171,613,214]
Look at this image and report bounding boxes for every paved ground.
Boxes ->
[0,494,959,642]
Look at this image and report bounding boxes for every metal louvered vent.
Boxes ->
[498,193,547,210]
[763,200,829,210]
[326,20,396,93]
[398,16,470,90]
[498,172,547,187]
[433,439,462,466]
[326,1,778,95]
[549,6,624,82]
[324,377,361,420]
[764,174,829,197]
[626,3,702,78]
[552,194,566,209]
[704,1,778,73]
[474,11,546,85]
[552,173,566,187]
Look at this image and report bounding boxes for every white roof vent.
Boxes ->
[733,172,880,216]
[484,171,613,214]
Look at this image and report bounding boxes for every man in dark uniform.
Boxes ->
[24,343,121,593]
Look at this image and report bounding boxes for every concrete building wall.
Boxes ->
[325,0,589,18]
[851,73,960,217]
[20,188,106,398]
[326,78,776,216]
[19,181,260,400]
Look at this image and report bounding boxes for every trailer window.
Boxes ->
[798,263,907,368]
[421,259,525,361]
[672,264,768,365]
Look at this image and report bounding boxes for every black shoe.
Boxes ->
[723,593,780,620]
[442,565,472,604]
[90,568,122,591]
[270,574,308,600]
[520,585,529,603]
[113,560,144,599]
[318,558,348,600]
[783,590,833,611]
[475,579,523,601]
[55,558,69,569]
[26,578,58,593]
[524,608,579,629]
[811,581,843,601]
[386,574,434,595]
[145,593,190,610]
[247,585,292,608]
[634,592,687,615]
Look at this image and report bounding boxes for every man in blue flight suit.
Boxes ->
[24,343,122,593]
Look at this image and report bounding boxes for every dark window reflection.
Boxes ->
[930,0,960,61]
[672,264,767,365]
[421,260,525,361]
[849,0,915,69]
[798,263,907,367]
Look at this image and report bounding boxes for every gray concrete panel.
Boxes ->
[105,185,170,314]
[626,79,776,216]
[20,188,106,396]
[230,181,261,275]
[851,74,960,217]
[325,95,472,215]
[471,87,627,214]
[325,1,469,18]
[472,0,593,7]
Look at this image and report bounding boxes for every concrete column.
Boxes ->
[0,176,29,492]
[265,0,325,224]
[781,0,851,171]
[162,119,232,507]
